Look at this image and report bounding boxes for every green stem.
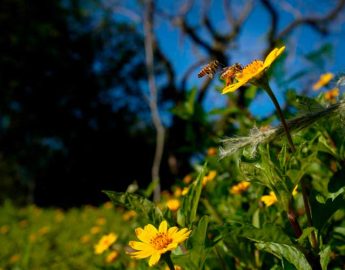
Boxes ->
[263,85,295,152]
[264,84,319,247]
[163,253,175,270]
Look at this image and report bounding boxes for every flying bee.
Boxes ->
[220,63,243,86]
[198,60,221,79]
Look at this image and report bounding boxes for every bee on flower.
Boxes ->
[222,46,285,94]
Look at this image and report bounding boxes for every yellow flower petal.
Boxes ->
[222,79,248,93]
[135,228,151,244]
[313,72,334,90]
[128,220,191,266]
[149,253,161,266]
[222,46,285,94]
[159,220,168,233]
[263,46,285,68]
[143,224,158,236]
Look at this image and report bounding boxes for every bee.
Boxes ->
[198,60,221,79]
[220,63,243,86]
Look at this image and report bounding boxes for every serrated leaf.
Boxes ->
[177,164,206,227]
[319,245,331,270]
[255,242,312,270]
[103,191,163,225]
[173,215,209,270]
[311,186,345,231]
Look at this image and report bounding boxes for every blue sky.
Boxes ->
[151,1,345,119]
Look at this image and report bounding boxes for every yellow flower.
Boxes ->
[165,266,183,270]
[80,234,91,244]
[128,220,191,267]
[174,187,182,197]
[103,201,113,209]
[207,147,217,156]
[0,225,9,234]
[90,226,101,235]
[292,185,298,196]
[230,181,251,195]
[222,46,285,93]
[313,72,334,90]
[183,174,193,184]
[9,254,21,264]
[123,210,137,221]
[94,233,118,254]
[96,217,106,226]
[38,226,50,236]
[166,199,180,211]
[202,170,217,186]
[260,191,278,207]
[181,187,189,196]
[324,87,339,101]
[106,250,119,263]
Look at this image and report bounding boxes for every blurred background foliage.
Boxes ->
[0,0,344,207]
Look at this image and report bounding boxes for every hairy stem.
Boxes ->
[264,84,318,248]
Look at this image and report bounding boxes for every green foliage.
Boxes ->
[177,165,206,227]
[173,216,210,270]
[103,191,163,226]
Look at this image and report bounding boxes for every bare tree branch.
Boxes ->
[144,0,165,202]
[277,0,345,39]
[260,0,278,48]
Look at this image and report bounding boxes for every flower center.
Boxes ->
[241,60,263,77]
[150,232,172,250]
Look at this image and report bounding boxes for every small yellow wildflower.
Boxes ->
[260,191,278,207]
[54,210,64,222]
[230,181,251,195]
[80,234,91,244]
[0,225,9,234]
[128,220,191,267]
[123,210,137,221]
[313,72,334,90]
[94,233,118,255]
[324,87,339,101]
[292,185,298,196]
[90,226,101,235]
[207,147,217,156]
[106,250,119,263]
[103,201,113,209]
[38,226,50,236]
[183,174,193,184]
[96,217,107,226]
[165,265,183,270]
[222,46,285,93]
[9,254,21,264]
[19,219,28,228]
[29,233,37,243]
[166,199,180,211]
[181,187,189,196]
[174,187,182,197]
[202,170,217,186]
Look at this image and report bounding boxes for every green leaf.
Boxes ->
[220,223,311,270]
[170,87,197,120]
[172,215,210,270]
[311,186,345,231]
[319,245,331,270]
[177,164,206,227]
[255,242,311,270]
[103,191,163,225]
